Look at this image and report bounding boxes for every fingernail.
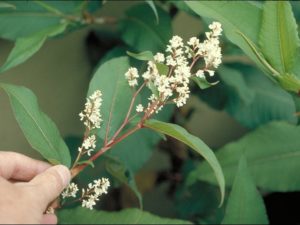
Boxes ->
[55,165,71,187]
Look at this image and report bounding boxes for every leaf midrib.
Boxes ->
[277,2,287,73]
[8,90,59,158]
[105,72,126,140]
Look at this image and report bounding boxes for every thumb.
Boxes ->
[27,165,70,208]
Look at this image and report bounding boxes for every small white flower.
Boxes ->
[82,135,96,149]
[125,67,139,87]
[62,183,79,199]
[136,104,144,113]
[196,70,205,78]
[154,52,165,63]
[79,90,103,130]
[209,21,222,36]
[169,35,184,49]
[81,178,110,210]
[166,55,177,66]
[187,37,200,48]
[206,70,215,76]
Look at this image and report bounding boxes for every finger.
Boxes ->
[27,165,70,208]
[41,214,58,225]
[0,151,50,181]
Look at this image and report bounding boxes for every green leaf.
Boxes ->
[199,65,297,128]
[144,119,225,205]
[127,50,154,61]
[88,57,132,141]
[145,0,159,24]
[259,1,300,74]
[222,156,268,224]
[218,66,255,107]
[0,23,68,73]
[0,84,71,167]
[192,76,219,90]
[155,62,169,75]
[105,157,142,208]
[0,1,81,40]
[108,128,161,173]
[58,207,192,224]
[0,2,16,9]
[119,4,172,52]
[189,122,300,192]
[226,66,297,128]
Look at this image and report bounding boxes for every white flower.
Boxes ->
[82,135,96,149]
[125,67,139,87]
[79,90,103,130]
[154,52,165,63]
[206,70,215,76]
[196,70,205,78]
[136,104,144,113]
[166,55,177,66]
[169,35,184,49]
[187,37,200,48]
[81,178,110,210]
[209,21,222,36]
[126,24,222,115]
[62,183,79,199]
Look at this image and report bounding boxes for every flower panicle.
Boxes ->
[81,178,110,210]
[61,178,110,210]
[124,21,223,115]
[79,90,103,130]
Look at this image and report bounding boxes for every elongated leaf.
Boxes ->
[192,76,219,90]
[259,1,300,74]
[119,4,172,52]
[145,119,225,205]
[222,156,268,224]
[199,65,297,128]
[127,50,154,61]
[145,0,159,24]
[227,66,297,128]
[0,1,81,40]
[0,2,16,9]
[0,84,71,167]
[58,207,191,224]
[0,23,67,73]
[189,122,300,192]
[88,57,132,141]
[218,66,255,107]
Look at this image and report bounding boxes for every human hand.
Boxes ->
[0,151,70,224]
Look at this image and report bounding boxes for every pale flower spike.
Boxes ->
[81,178,110,210]
[124,21,222,112]
[79,90,103,130]
[61,182,79,199]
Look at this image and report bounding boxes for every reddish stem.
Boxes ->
[110,82,146,142]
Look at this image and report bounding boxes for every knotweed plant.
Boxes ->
[56,21,223,210]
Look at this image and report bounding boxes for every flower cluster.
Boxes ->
[61,182,79,199]
[61,178,110,210]
[79,90,103,130]
[81,178,110,210]
[78,134,96,156]
[125,21,222,114]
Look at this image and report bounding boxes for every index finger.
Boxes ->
[0,151,51,181]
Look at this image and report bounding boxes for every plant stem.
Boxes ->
[110,82,146,142]
[70,124,142,178]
